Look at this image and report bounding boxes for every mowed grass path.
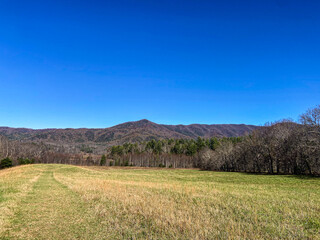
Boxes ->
[0,164,319,239]
[3,169,105,239]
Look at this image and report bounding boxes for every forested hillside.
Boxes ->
[0,106,319,175]
[0,120,256,144]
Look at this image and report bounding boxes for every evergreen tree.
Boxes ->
[100,154,106,166]
[0,158,13,169]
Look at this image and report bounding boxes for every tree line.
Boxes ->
[106,136,242,168]
[0,137,102,168]
[200,105,320,175]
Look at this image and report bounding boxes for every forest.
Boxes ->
[106,105,320,175]
[0,105,319,175]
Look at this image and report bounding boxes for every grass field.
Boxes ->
[0,164,319,239]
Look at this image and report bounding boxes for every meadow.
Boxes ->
[0,164,319,239]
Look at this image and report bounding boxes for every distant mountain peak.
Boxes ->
[136,119,152,123]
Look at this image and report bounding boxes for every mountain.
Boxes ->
[0,119,257,146]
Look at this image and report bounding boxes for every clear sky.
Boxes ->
[0,0,319,128]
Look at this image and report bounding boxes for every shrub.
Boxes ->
[18,158,34,165]
[0,158,13,169]
[18,158,25,165]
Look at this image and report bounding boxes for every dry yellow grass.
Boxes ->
[0,164,319,239]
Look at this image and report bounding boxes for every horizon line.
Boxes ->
[0,119,261,130]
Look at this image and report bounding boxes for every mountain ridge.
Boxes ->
[0,119,258,146]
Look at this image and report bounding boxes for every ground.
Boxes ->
[0,164,319,239]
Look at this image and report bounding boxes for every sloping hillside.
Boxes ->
[0,119,257,145]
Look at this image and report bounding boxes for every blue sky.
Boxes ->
[0,0,319,128]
